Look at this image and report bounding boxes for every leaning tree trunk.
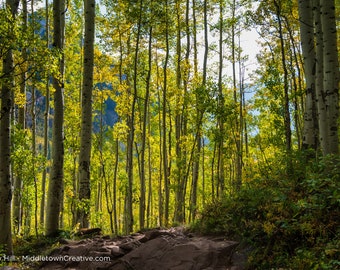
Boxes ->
[77,0,95,229]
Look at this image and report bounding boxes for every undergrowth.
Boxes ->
[0,231,68,269]
[192,153,340,269]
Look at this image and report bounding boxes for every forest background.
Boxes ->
[0,0,339,268]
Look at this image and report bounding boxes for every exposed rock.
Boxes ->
[39,227,246,270]
[119,239,142,252]
[73,228,102,238]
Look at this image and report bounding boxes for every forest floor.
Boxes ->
[2,227,249,270]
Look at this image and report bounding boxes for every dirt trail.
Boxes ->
[23,227,247,269]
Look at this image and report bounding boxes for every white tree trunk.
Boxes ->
[298,0,318,150]
[45,0,65,236]
[313,0,328,153]
[77,0,95,228]
[321,0,339,155]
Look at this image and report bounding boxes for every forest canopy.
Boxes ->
[0,0,339,268]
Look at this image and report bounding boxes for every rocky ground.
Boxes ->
[2,227,248,270]
[44,227,247,270]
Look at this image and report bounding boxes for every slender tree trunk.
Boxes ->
[158,86,164,227]
[112,25,124,235]
[28,0,39,238]
[203,0,208,85]
[112,138,119,234]
[40,0,50,227]
[104,162,114,234]
[71,156,77,226]
[147,118,153,227]
[274,0,292,154]
[231,0,242,191]
[242,90,249,157]
[201,0,208,205]
[238,31,244,186]
[125,0,143,234]
[285,16,303,150]
[211,142,216,199]
[190,0,200,222]
[13,0,27,235]
[77,0,95,229]
[192,0,198,76]
[288,45,302,149]
[31,84,39,237]
[31,83,38,238]
[174,0,185,224]
[155,52,164,227]
[140,26,152,229]
[96,102,104,214]
[46,0,65,236]
[163,0,170,225]
[217,0,225,197]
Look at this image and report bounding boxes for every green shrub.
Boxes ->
[192,153,340,269]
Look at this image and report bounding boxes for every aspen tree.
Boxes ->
[12,0,27,235]
[298,0,318,151]
[46,0,65,236]
[77,0,95,228]
[40,0,51,228]
[320,0,339,155]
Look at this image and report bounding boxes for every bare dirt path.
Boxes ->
[36,227,247,270]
